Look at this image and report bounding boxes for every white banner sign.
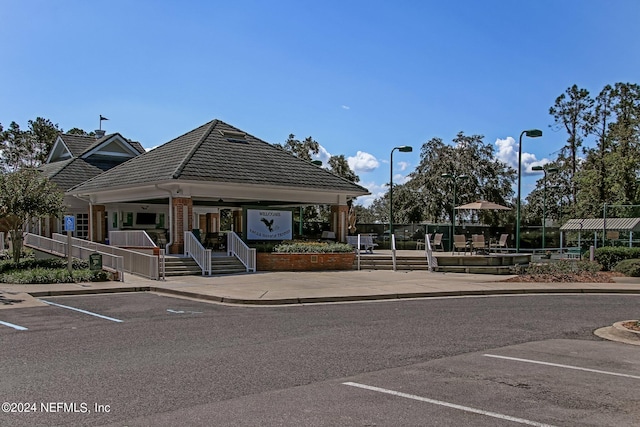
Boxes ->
[246,209,293,240]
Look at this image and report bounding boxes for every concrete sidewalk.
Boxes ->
[3,270,640,308]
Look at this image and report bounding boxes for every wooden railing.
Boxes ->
[49,233,163,280]
[227,232,256,272]
[108,230,156,247]
[25,233,126,281]
[184,231,211,275]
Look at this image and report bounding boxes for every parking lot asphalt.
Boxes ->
[2,269,640,345]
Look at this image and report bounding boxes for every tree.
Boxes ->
[327,154,359,183]
[571,82,640,218]
[277,134,319,161]
[0,168,65,262]
[405,132,516,225]
[549,85,593,209]
[67,127,95,136]
[0,117,61,172]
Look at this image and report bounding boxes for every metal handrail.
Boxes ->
[184,231,211,276]
[227,232,256,272]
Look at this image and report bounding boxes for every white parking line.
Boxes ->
[0,320,28,331]
[343,382,556,427]
[484,354,640,380]
[39,300,123,323]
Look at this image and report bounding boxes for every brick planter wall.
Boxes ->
[257,252,355,271]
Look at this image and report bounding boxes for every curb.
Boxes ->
[13,286,640,306]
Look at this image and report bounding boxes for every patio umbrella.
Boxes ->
[455,200,511,210]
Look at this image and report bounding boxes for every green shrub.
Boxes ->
[273,241,354,253]
[612,258,640,277]
[0,257,88,274]
[595,247,640,271]
[0,267,110,284]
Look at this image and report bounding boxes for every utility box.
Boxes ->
[89,253,103,271]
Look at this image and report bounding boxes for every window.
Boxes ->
[136,212,156,225]
[76,213,89,239]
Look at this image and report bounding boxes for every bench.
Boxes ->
[347,234,378,253]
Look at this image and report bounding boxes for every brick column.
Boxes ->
[232,210,243,234]
[171,197,193,254]
[206,212,220,233]
[91,205,106,243]
[330,205,349,242]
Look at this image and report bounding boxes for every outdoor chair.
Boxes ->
[432,233,444,251]
[471,234,486,254]
[489,233,509,252]
[453,234,471,255]
[416,238,425,250]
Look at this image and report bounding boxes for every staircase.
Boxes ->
[355,255,430,271]
[164,255,248,276]
[354,253,523,274]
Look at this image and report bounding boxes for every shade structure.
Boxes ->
[455,200,511,210]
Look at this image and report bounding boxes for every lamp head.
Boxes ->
[441,173,452,178]
[311,160,322,166]
[398,145,413,152]
[531,166,544,171]
[547,167,559,173]
[524,129,543,138]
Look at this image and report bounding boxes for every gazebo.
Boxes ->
[68,119,370,253]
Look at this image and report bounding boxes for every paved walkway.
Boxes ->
[3,269,640,308]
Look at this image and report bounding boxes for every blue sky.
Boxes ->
[2,0,639,206]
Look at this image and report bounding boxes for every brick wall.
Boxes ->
[257,252,355,271]
[171,197,193,254]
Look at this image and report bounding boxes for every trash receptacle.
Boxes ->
[89,253,103,271]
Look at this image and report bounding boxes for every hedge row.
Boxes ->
[594,247,640,271]
[273,241,354,253]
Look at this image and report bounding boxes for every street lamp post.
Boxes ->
[516,129,543,253]
[441,173,468,251]
[389,146,413,239]
[532,165,559,249]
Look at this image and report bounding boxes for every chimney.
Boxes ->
[94,129,106,139]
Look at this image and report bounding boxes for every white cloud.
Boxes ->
[312,144,332,166]
[347,151,379,173]
[341,105,350,110]
[494,136,550,175]
[353,181,387,207]
[397,161,409,172]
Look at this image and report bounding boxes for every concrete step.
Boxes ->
[163,256,248,276]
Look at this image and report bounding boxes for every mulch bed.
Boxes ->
[622,321,640,332]
[503,271,623,283]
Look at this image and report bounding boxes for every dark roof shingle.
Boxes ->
[71,120,369,195]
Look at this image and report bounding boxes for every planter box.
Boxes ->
[257,252,355,271]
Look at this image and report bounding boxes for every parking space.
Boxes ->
[0,292,219,333]
[155,339,639,427]
[334,339,640,426]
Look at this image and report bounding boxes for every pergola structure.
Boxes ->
[559,217,640,249]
